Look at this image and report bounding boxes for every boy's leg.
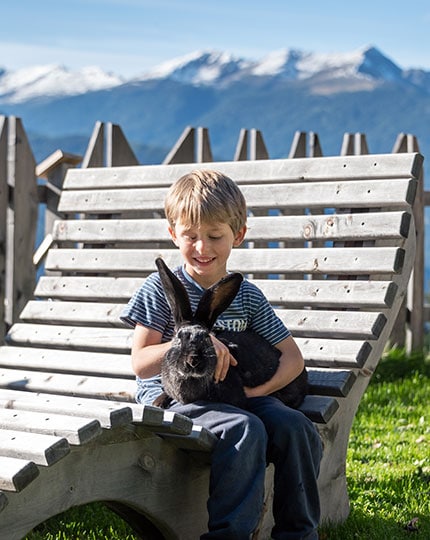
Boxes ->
[170,401,268,539]
[247,396,322,540]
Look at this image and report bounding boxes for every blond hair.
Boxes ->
[164,170,247,233]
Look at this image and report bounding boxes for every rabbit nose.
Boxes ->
[187,354,200,368]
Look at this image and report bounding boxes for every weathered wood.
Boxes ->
[34,275,399,308]
[0,409,101,445]
[0,456,39,491]
[19,300,387,340]
[0,429,70,466]
[44,246,406,275]
[5,117,38,326]
[0,388,133,428]
[81,121,104,168]
[51,211,411,244]
[0,117,7,339]
[63,153,423,189]
[36,149,82,239]
[163,126,213,164]
[58,178,417,213]
[234,128,269,160]
[392,133,424,350]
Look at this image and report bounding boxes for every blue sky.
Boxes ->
[2,0,430,77]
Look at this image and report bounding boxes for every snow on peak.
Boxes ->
[139,50,251,85]
[0,64,124,103]
[249,45,399,81]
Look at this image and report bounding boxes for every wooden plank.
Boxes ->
[51,211,411,244]
[0,347,133,378]
[34,275,399,309]
[0,353,355,400]
[63,153,423,190]
[296,338,371,368]
[298,395,339,424]
[0,456,39,492]
[0,367,136,401]
[5,324,132,353]
[57,178,417,213]
[19,301,387,340]
[0,117,7,338]
[307,368,356,397]
[19,301,126,327]
[44,246,406,275]
[4,325,370,368]
[0,388,133,428]
[276,310,386,339]
[5,117,37,326]
[0,429,70,466]
[0,409,102,445]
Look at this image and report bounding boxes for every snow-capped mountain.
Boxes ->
[0,45,418,104]
[0,64,124,103]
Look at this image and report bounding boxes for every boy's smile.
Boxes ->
[169,220,246,288]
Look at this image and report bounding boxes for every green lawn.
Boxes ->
[25,349,430,540]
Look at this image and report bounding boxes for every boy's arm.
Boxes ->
[131,324,172,379]
[244,335,304,398]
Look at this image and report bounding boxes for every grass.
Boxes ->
[24,348,430,540]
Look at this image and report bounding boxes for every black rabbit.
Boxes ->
[152,257,308,410]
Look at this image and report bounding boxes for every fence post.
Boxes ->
[392,133,424,352]
[163,126,213,164]
[288,131,323,158]
[234,129,269,160]
[82,121,139,168]
[5,117,38,327]
[36,149,83,241]
[0,117,7,339]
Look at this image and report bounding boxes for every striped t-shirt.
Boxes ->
[120,265,290,404]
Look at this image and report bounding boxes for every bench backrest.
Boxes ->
[3,153,420,423]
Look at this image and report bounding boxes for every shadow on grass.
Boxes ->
[373,348,430,383]
[319,508,429,540]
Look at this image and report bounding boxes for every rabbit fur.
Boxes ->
[152,257,308,410]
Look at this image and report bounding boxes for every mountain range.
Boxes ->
[1,45,430,166]
[0,44,429,291]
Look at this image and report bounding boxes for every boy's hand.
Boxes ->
[210,334,238,383]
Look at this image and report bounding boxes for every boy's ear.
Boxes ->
[233,225,247,247]
[168,226,179,246]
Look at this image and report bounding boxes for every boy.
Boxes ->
[121,170,322,539]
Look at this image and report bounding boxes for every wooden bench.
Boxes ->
[0,152,423,539]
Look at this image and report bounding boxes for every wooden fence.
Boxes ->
[0,116,428,352]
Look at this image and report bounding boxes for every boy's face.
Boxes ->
[169,220,246,288]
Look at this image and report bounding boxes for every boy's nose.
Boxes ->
[195,239,206,253]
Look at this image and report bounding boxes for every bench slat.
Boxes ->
[62,153,423,189]
[0,366,353,423]
[58,179,416,213]
[5,324,371,367]
[35,275,398,309]
[0,430,70,466]
[19,301,387,340]
[0,348,355,399]
[0,367,136,401]
[0,456,39,492]
[52,211,411,243]
[307,368,356,397]
[0,388,133,428]
[45,246,405,275]
[0,409,102,445]
[298,395,339,423]
[0,346,133,377]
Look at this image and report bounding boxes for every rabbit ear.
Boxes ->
[194,272,243,330]
[155,257,193,325]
